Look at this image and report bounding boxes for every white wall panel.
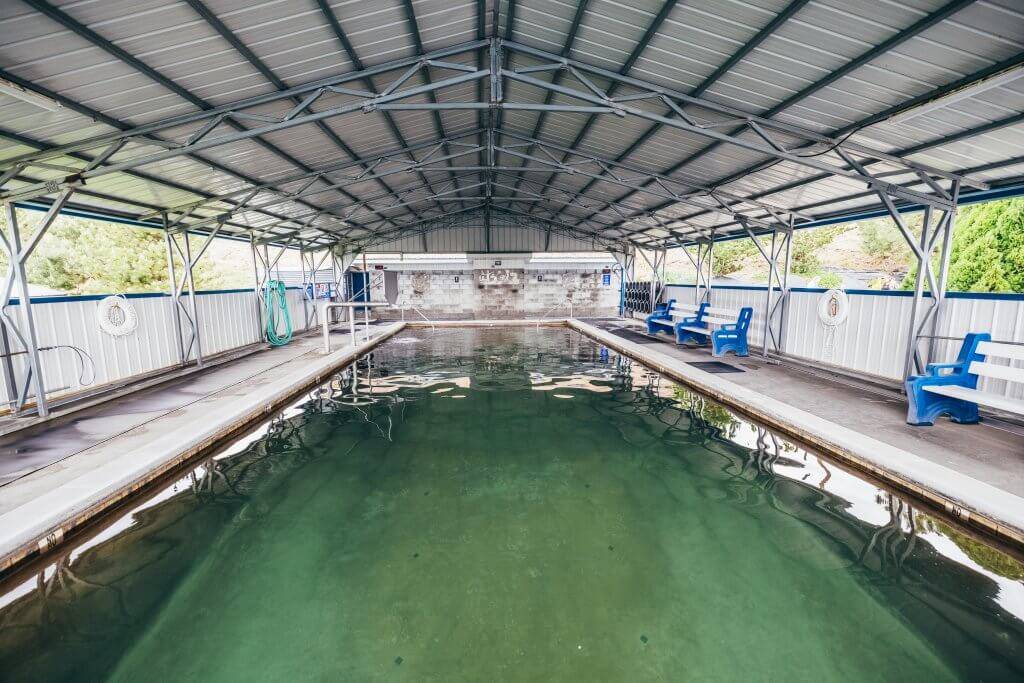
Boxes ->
[0,289,279,407]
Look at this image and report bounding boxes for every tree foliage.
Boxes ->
[902,198,1024,293]
[1,210,240,295]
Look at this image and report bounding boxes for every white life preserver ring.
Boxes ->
[817,289,849,327]
[97,295,138,337]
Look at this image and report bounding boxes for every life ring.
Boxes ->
[817,289,849,327]
[97,295,138,336]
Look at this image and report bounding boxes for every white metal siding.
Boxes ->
[664,285,1024,400]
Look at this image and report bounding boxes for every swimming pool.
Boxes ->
[1,327,1021,681]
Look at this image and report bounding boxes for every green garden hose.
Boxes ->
[264,280,293,346]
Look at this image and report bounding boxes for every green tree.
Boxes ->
[902,199,1024,293]
[712,237,758,276]
[1,209,232,294]
[790,226,848,276]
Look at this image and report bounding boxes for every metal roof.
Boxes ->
[0,0,1022,252]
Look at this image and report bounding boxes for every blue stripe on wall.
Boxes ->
[664,284,1024,302]
[8,286,301,305]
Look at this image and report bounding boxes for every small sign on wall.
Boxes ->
[602,272,611,286]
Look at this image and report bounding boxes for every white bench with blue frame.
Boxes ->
[646,300,701,335]
[906,332,1024,425]
[676,305,753,357]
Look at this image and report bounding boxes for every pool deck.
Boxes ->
[572,318,1024,545]
[1,316,1022,573]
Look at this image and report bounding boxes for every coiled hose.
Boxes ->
[264,280,293,346]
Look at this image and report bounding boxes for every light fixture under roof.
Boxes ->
[0,77,63,113]
[890,64,1024,125]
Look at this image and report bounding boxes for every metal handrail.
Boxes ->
[536,300,574,329]
[320,301,390,353]
[397,305,435,330]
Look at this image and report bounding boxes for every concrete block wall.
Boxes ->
[369,268,618,319]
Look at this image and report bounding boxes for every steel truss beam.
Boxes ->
[492,130,809,232]
[150,131,486,228]
[0,36,992,253]
[184,0,436,222]
[632,0,979,209]
[497,41,983,209]
[549,0,811,226]
[0,40,489,201]
[528,0,679,218]
[21,0,402,231]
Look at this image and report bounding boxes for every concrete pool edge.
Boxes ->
[0,322,407,573]
[568,318,1024,548]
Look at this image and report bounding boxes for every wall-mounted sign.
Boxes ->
[374,264,385,270]
[602,272,611,286]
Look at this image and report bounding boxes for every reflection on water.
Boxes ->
[0,327,1022,682]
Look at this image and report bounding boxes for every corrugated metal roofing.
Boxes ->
[0,0,1021,252]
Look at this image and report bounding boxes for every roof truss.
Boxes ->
[1,0,1015,252]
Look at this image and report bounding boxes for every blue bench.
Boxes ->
[906,332,1024,425]
[646,300,708,337]
[676,305,753,357]
[645,298,678,335]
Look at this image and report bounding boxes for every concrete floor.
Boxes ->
[588,318,1024,498]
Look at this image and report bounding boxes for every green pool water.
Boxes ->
[1,327,1022,681]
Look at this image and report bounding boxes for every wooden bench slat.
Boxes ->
[923,384,1024,414]
[978,341,1024,362]
[967,360,1024,384]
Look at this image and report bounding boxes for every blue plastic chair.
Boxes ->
[645,298,676,335]
[710,307,753,357]
[905,332,989,425]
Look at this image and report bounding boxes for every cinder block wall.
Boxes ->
[370,268,618,319]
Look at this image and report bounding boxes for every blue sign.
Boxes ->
[602,272,611,286]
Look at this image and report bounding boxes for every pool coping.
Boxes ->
[0,323,407,574]
[567,319,1024,548]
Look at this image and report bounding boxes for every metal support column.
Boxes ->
[166,224,221,367]
[249,233,265,343]
[882,180,960,381]
[683,235,714,306]
[741,219,793,357]
[0,190,74,417]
